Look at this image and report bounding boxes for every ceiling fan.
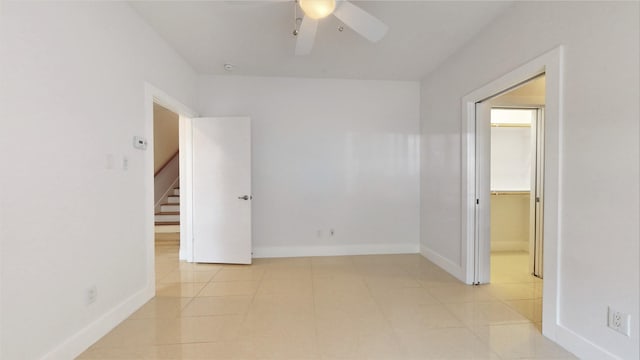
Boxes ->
[294,0,388,55]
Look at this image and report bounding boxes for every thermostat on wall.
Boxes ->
[133,136,147,150]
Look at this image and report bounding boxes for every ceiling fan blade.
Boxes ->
[295,16,318,55]
[333,1,388,43]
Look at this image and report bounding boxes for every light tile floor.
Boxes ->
[78,247,575,359]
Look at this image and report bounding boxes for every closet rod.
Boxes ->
[490,191,530,195]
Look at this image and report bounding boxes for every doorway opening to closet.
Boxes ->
[489,106,544,275]
[479,75,546,329]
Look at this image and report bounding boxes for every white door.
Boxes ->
[531,108,544,278]
[192,117,252,264]
[474,101,492,284]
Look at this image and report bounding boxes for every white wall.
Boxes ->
[0,2,197,359]
[198,76,420,257]
[490,126,532,191]
[420,2,638,359]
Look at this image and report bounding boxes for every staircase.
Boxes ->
[155,187,180,234]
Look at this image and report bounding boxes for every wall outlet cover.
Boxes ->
[607,306,630,337]
[86,286,98,305]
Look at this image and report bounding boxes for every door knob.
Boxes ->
[237,195,251,200]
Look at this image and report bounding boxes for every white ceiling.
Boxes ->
[130,1,513,81]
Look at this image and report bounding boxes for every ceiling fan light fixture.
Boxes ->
[299,0,336,20]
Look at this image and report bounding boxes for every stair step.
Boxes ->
[161,204,180,212]
[155,213,180,222]
[167,196,180,204]
[155,223,180,233]
[173,188,180,196]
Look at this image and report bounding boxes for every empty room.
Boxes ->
[0,1,638,359]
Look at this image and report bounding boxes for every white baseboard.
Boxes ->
[252,243,420,258]
[554,323,621,360]
[419,245,465,282]
[41,285,154,360]
[37,249,628,360]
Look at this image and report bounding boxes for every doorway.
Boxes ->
[153,103,181,245]
[144,84,198,293]
[144,91,253,288]
[152,103,184,292]
[489,106,544,277]
[475,75,546,330]
[461,47,562,340]
[484,75,545,280]
[473,74,546,280]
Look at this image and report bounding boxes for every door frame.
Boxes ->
[460,46,563,340]
[144,83,198,286]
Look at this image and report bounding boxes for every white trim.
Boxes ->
[460,46,564,343]
[41,285,154,360]
[144,83,198,265]
[146,84,198,119]
[474,101,492,283]
[420,245,466,282]
[555,324,619,360]
[178,115,193,262]
[253,244,420,259]
[462,98,477,284]
[179,116,194,261]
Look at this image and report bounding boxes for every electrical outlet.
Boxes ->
[607,307,630,336]
[330,229,335,236]
[86,285,98,305]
